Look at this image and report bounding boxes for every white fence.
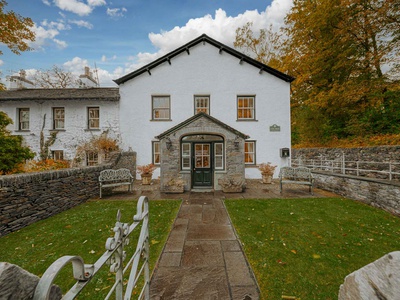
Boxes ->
[291,156,400,181]
[33,196,150,300]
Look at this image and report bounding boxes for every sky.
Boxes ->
[0,0,293,87]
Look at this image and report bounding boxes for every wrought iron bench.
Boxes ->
[99,168,134,198]
[279,166,315,195]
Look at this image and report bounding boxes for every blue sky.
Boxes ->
[1,0,292,87]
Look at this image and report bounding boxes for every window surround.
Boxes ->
[53,107,65,130]
[87,107,100,130]
[52,150,64,160]
[244,140,256,165]
[237,95,256,121]
[17,108,30,131]
[152,141,160,165]
[194,95,210,115]
[151,95,171,121]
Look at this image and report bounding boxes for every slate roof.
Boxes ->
[156,112,250,140]
[0,88,120,101]
[114,34,294,85]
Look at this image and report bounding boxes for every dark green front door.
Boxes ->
[192,143,212,187]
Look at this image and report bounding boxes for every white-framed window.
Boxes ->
[194,96,210,115]
[88,107,99,129]
[214,142,224,170]
[237,96,255,120]
[152,96,170,120]
[181,142,191,170]
[86,151,98,166]
[153,141,160,165]
[53,107,65,130]
[244,141,256,165]
[52,150,64,160]
[18,108,30,130]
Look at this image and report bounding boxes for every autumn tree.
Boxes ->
[0,111,35,173]
[235,0,400,145]
[0,0,35,90]
[234,22,282,69]
[283,0,400,143]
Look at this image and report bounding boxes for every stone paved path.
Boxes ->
[149,192,260,300]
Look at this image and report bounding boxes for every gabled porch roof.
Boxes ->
[155,112,250,140]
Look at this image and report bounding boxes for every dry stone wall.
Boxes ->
[0,165,110,236]
[313,171,400,216]
[0,151,137,237]
[292,146,400,162]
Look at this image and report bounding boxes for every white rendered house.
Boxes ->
[114,34,293,191]
[0,88,120,164]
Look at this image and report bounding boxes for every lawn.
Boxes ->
[225,197,400,300]
[0,199,181,299]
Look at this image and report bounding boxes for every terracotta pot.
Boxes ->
[141,174,152,185]
[262,173,272,184]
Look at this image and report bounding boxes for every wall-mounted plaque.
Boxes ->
[270,124,281,132]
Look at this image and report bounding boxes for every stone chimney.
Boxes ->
[78,66,98,88]
[8,70,34,90]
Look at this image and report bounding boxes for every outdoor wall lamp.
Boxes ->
[166,137,172,150]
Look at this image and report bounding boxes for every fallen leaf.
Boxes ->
[313,254,321,259]
[89,250,96,254]
[291,249,297,254]
[151,239,160,245]
[277,259,287,265]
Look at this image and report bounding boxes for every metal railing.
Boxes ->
[33,196,150,300]
[291,157,400,181]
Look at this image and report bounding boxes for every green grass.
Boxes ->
[225,198,400,300]
[0,199,181,299]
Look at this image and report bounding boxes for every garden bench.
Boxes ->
[99,168,134,198]
[279,166,315,195]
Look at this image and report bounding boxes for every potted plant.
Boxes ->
[258,162,277,184]
[137,163,156,185]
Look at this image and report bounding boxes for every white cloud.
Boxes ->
[41,19,71,31]
[42,0,51,6]
[87,0,106,6]
[29,24,64,51]
[53,0,92,16]
[53,38,68,49]
[107,7,127,18]
[101,55,117,62]
[0,59,3,66]
[123,0,293,72]
[52,0,106,16]
[69,19,93,29]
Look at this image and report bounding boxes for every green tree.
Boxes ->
[0,111,35,173]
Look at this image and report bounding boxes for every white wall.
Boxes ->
[0,100,119,161]
[119,42,291,179]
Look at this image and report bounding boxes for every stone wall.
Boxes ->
[292,146,400,162]
[0,151,137,237]
[313,171,400,216]
[0,165,109,237]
